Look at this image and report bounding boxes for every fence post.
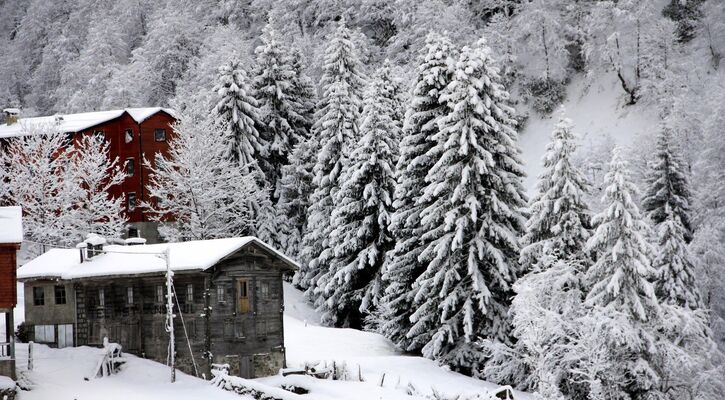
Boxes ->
[28,341,33,371]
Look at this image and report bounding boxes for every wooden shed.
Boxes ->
[0,206,22,380]
[17,236,296,379]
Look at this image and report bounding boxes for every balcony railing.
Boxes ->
[0,342,11,359]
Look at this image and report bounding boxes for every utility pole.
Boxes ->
[164,247,176,383]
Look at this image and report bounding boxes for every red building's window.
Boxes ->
[154,128,166,142]
[127,192,137,211]
[126,158,135,176]
[124,129,134,144]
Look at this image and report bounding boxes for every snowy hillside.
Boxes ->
[9,283,527,400]
[519,73,660,193]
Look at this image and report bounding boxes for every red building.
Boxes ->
[0,108,176,242]
[0,206,22,380]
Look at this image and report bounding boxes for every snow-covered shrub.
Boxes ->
[521,77,567,115]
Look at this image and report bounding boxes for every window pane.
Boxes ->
[127,287,134,304]
[124,129,134,144]
[154,129,166,142]
[127,192,137,211]
[33,287,44,306]
[126,158,134,176]
[55,285,66,305]
[99,288,105,307]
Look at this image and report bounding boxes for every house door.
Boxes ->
[58,324,74,348]
[240,355,253,378]
[237,279,250,313]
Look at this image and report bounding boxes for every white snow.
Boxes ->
[0,206,23,243]
[0,376,14,389]
[17,237,298,281]
[519,73,659,194]
[0,107,176,139]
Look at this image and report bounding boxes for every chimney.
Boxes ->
[76,233,108,262]
[3,108,20,125]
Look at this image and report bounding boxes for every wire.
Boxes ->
[171,283,199,377]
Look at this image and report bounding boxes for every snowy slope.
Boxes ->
[10,283,529,400]
[519,72,659,194]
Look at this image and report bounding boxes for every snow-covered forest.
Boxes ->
[1,0,725,398]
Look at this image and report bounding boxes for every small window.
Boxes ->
[98,288,105,307]
[54,285,66,305]
[33,287,45,306]
[156,285,164,303]
[124,128,134,144]
[187,284,194,303]
[217,285,226,303]
[127,287,134,304]
[34,324,55,343]
[94,130,106,142]
[260,282,269,298]
[154,128,166,142]
[127,192,137,211]
[235,320,245,339]
[126,158,135,176]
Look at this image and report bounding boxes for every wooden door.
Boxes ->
[237,279,250,314]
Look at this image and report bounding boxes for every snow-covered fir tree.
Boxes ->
[520,111,591,270]
[144,113,268,241]
[642,128,694,242]
[586,147,657,320]
[314,64,399,329]
[654,206,703,309]
[254,24,312,198]
[298,19,366,294]
[213,59,267,169]
[380,32,457,351]
[583,147,661,397]
[277,138,316,263]
[406,38,527,374]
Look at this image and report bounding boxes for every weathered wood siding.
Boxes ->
[73,242,288,378]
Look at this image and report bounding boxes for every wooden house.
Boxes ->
[0,206,22,380]
[17,236,296,379]
[0,108,177,243]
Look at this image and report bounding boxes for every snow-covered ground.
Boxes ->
[519,72,658,193]
[9,283,528,400]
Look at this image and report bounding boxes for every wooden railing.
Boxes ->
[0,342,11,359]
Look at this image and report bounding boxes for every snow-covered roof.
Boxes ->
[0,107,176,139]
[0,206,23,244]
[17,237,298,281]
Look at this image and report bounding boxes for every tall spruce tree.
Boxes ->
[583,148,666,398]
[654,206,703,309]
[213,59,267,169]
[254,24,312,198]
[380,33,457,351]
[298,19,366,294]
[406,38,527,374]
[520,111,591,270]
[642,128,693,242]
[585,148,658,321]
[278,137,317,262]
[315,66,399,328]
